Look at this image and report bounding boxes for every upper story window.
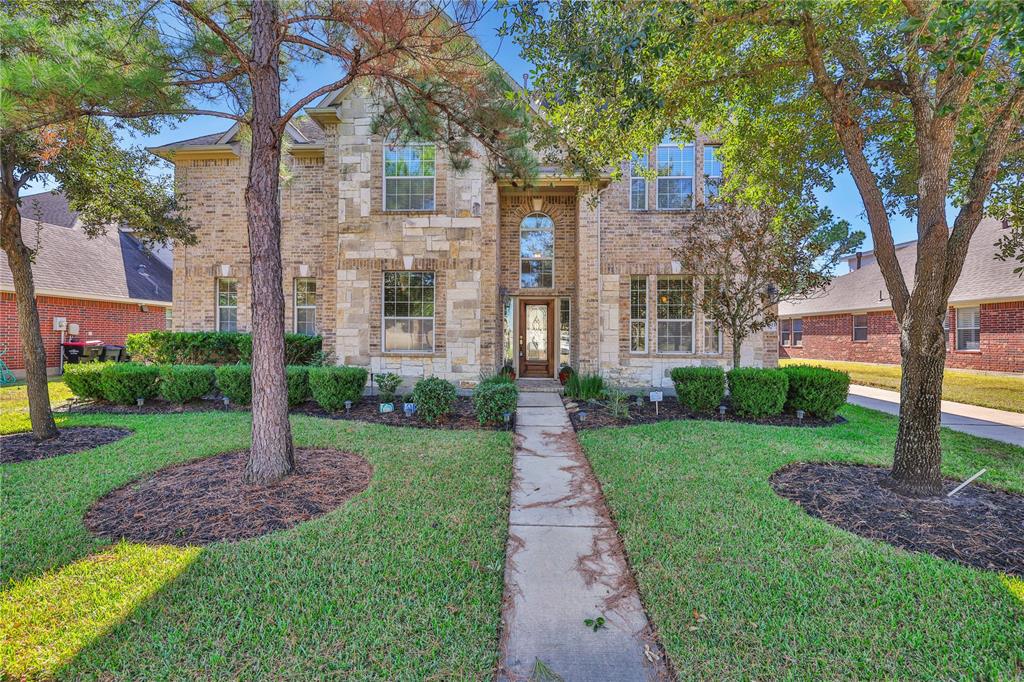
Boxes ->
[656,276,695,353]
[520,212,554,288]
[216,278,238,332]
[853,314,869,341]
[629,153,648,210]
[384,142,435,211]
[956,306,980,350]
[704,145,723,203]
[294,278,317,336]
[383,271,435,352]
[656,134,694,210]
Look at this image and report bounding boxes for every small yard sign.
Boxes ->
[649,390,663,415]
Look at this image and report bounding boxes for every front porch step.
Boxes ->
[515,378,563,393]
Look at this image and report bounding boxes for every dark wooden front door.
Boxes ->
[519,299,555,378]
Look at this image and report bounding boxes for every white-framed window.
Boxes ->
[630,276,648,353]
[216,278,238,332]
[853,314,868,341]
[384,142,436,211]
[656,276,694,353]
[780,318,791,346]
[164,307,173,329]
[792,318,803,347]
[294,278,317,336]
[656,134,694,210]
[629,153,648,210]
[704,317,722,354]
[704,144,723,203]
[383,271,435,352]
[559,298,571,367]
[520,212,554,288]
[956,306,980,351]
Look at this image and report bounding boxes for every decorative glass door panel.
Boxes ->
[518,300,554,377]
[525,305,548,362]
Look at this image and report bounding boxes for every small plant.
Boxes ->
[473,380,519,425]
[583,616,607,632]
[375,372,402,403]
[727,367,789,418]
[99,363,160,405]
[558,364,574,385]
[215,364,252,405]
[671,366,726,413]
[285,366,311,407]
[782,365,850,419]
[63,362,112,400]
[499,363,516,381]
[159,365,216,403]
[564,372,606,400]
[308,366,369,411]
[412,376,457,423]
[605,387,631,419]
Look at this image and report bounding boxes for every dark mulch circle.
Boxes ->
[771,462,1024,577]
[85,448,373,546]
[565,397,843,431]
[0,427,132,464]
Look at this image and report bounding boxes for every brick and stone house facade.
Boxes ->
[151,83,777,388]
[779,217,1024,374]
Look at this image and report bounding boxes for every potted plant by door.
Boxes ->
[558,364,574,385]
[500,363,516,381]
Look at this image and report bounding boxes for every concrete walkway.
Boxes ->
[847,384,1024,447]
[499,392,667,681]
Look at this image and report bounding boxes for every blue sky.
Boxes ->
[28,10,918,257]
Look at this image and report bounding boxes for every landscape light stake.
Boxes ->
[344,400,352,414]
[947,469,987,498]
[222,396,230,407]
[718,405,727,420]
[796,409,805,423]
[136,397,144,407]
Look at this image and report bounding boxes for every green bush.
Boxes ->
[159,365,216,403]
[63,362,112,400]
[237,334,324,366]
[564,372,606,400]
[473,381,518,425]
[375,372,402,403]
[215,364,252,405]
[412,376,457,424]
[782,365,850,419]
[727,368,789,418]
[125,331,323,366]
[99,363,160,405]
[286,366,311,407]
[308,366,368,411]
[671,366,726,413]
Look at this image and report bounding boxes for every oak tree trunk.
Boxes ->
[731,331,742,370]
[242,0,294,485]
[0,175,58,441]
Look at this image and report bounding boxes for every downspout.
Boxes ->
[593,184,611,375]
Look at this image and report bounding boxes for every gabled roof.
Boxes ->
[779,218,1024,316]
[0,219,172,305]
[148,117,325,160]
[18,191,80,229]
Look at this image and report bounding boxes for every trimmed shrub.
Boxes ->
[473,381,518,425]
[308,366,368,411]
[671,366,726,413]
[375,372,402,403]
[564,372,606,400]
[125,331,323,366]
[159,365,216,403]
[215,364,252,405]
[285,366,311,407]
[64,362,112,400]
[782,365,850,419]
[100,363,160,405]
[727,368,789,418]
[412,376,457,424]
[237,334,324,366]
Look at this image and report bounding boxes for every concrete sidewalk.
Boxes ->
[847,384,1024,447]
[498,391,667,681]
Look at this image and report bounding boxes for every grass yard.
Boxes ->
[0,378,73,435]
[780,358,1024,413]
[582,406,1024,679]
[1,412,512,680]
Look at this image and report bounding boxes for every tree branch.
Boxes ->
[171,0,251,72]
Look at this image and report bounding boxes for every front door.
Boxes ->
[519,299,555,378]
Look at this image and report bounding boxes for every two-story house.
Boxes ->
[150,82,778,388]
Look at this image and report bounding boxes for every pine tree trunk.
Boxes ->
[242,0,294,485]
[0,178,58,441]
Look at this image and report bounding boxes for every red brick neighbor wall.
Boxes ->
[0,292,167,370]
[780,300,1024,373]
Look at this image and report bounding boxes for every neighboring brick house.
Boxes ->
[779,217,1024,373]
[1,191,172,373]
[150,82,777,388]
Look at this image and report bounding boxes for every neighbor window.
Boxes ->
[656,134,694,210]
[559,298,571,367]
[520,212,554,288]
[294,278,316,336]
[630,276,648,353]
[853,314,868,341]
[704,145,723,203]
[629,153,648,210]
[164,307,173,329]
[216,278,238,332]
[704,317,722,354]
[656,276,694,353]
[384,142,436,211]
[792,318,803,347]
[780,319,791,346]
[383,271,435,352]
[956,306,980,351]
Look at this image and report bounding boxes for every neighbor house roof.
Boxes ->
[779,217,1024,317]
[0,219,173,305]
[18,191,81,228]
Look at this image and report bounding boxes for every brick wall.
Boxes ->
[780,301,1024,373]
[0,292,166,370]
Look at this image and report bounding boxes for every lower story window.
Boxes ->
[383,271,435,352]
[217,278,238,332]
[791,318,803,347]
[656,276,694,353]
[780,319,791,346]
[704,318,722,354]
[956,306,980,351]
[852,314,868,341]
[559,298,571,367]
[630,276,647,353]
[294,278,317,336]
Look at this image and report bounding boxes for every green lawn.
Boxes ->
[0,378,73,435]
[1,412,512,680]
[581,406,1024,679]
[780,358,1024,413]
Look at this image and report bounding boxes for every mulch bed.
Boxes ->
[85,448,372,545]
[0,427,132,464]
[771,462,1024,577]
[565,397,842,431]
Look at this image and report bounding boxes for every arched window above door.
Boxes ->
[520,212,554,288]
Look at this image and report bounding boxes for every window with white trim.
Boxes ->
[630,276,647,353]
[853,314,868,341]
[792,318,803,347]
[656,135,694,210]
[780,319,791,346]
[956,306,980,350]
[520,212,554,288]
[384,142,435,211]
[216,278,238,332]
[704,145,723,203]
[383,272,435,352]
[629,153,648,210]
[704,317,722,354]
[656,276,694,353]
[294,278,317,336]
[559,298,571,367]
